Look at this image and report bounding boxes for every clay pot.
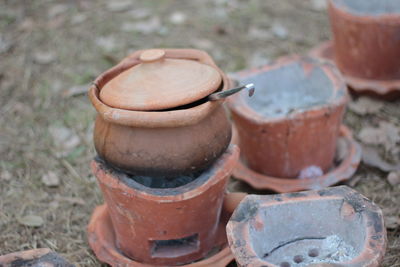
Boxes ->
[90,145,239,266]
[227,56,348,179]
[329,0,400,81]
[89,49,231,177]
[0,248,74,267]
[227,186,387,267]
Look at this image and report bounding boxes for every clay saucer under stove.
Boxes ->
[232,125,362,193]
[310,41,400,99]
[87,204,234,267]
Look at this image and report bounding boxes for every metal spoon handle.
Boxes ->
[208,83,255,101]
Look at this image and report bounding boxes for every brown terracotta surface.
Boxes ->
[0,248,74,267]
[90,145,238,266]
[89,49,232,177]
[227,186,387,267]
[227,56,348,179]
[88,203,235,267]
[222,192,248,215]
[329,0,400,81]
[232,125,362,192]
[93,104,231,177]
[310,41,400,99]
[99,49,221,111]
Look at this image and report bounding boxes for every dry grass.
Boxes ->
[0,0,399,266]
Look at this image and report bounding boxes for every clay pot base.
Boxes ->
[233,126,361,193]
[88,204,234,267]
[310,41,400,99]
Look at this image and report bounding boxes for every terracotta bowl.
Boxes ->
[227,56,348,179]
[90,145,239,266]
[227,186,387,267]
[90,49,231,177]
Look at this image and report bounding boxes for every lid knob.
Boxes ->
[139,49,166,63]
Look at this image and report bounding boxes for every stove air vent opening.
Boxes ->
[150,233,200,258]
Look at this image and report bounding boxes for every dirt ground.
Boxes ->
[0,0,399,266]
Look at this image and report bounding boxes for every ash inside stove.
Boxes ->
[95,156,214,194]
[127,171,202,189]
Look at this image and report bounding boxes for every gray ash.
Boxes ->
[127,171,202,189]
[95,156,209,192]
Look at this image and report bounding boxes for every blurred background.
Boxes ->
[0,0,399,266]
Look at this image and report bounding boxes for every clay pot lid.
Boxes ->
[99,49,222,111]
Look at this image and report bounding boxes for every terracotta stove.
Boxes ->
[87,49,242,266]
[89,146,238,265]
[227,56,361,193]
[310,0,400,99]
[227,186,387,267]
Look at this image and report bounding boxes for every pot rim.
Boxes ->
[227,186,387,267]
[329,0,400,24]
[310,40,400,98]
[232,125,362,192]
[227,55,348,125]
[92,145,239,202]
[87,202,235,267]
[89,49,229,128]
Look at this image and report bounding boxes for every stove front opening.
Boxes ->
[150,233,200,258]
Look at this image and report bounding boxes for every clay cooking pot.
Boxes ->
[89,49,231,177]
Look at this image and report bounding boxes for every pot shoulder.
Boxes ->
[93,105,232,176]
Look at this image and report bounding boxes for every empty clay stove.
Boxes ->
[88,145,239,266]
[228,56,348,179]
[227,56,361,192]
[0,248,74,267]
[310,0,400,99]
[226,186,387,267]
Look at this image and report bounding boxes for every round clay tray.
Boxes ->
[310,41,400,99]
[232,125,362,193]
[87,204,234,267]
